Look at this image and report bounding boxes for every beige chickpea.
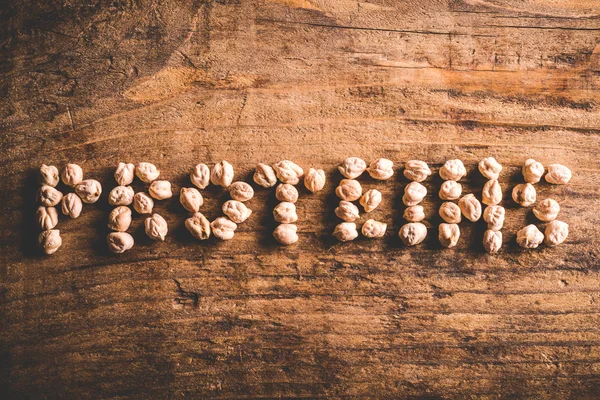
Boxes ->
[522,159,544,184]
[185,212,211,240]
[367,158,394,180]
[399,222,427,246]
[39,229,61,255]
[403,182,427,206]
[108,185,134,206]
[403,205,425,222]
[533,198,560,222]
[516,224,544,249]
[273,202,298,224]
[61,192,82,218]
[211,161,234,188]
[272,160,304,185]
[360,189,382,212]
[512,183,536,207]
[149,180,173,200]
[276,183,298,203]
[61,163,83,187]
[338,157,366,179]
[108,206,132,232]
[107,232,134,254]
[145,213,168,241]
[273,224,299,245]
[362,219,387,238]
[438,223,460,248]
[439,159,466,181]
[478,157,502,180]
[38,185,63,207]
[336,179,362,201]
[439,202,462,224]
[39,164,59,187]
[133,192,154,214]
[190,163,210,189]
[545,164,572,185]
[228,181,254,202]
[304,168,326,193]
[403,160,431,182]
[37,206,58,230]
[335,201,359,222]
[114,162,135,186]
[544,220,568,247]
[210,217,237,240]
[334,222,359,242]
[458,194,482,222]
[75,179,102,204]
[223,200,252,223]
[136,162,160,183]
[439,180,462,201]
[180,187,204,213]
[483,205,505,231]
[253,163,277,188]
[483,230,502,253]
[482,179,502,206]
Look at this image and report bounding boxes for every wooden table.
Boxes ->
[2,1,600,398]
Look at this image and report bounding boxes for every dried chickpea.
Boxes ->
[522,159,544,184]
[210,217,237,240]
[273,202,298,224]
[185,212,211,240]
[38,185,63,207]
[545,164,572,185]
[516,224,544,249]
[190,163,210,189]
[336,179,362,201]
[439,180,462,200]
[149,180,173,200]
[37,206,58,230]
[39,229,61,255]
[108,186,134,206]
[223,200,252,223]
[133,192,154,214]
[273,160,304,185]
[439,159,466,181]
[367,158,394,180]
[338,157,366,179]
[403,160,431,182]
[108,206,132,232]
[544,220,568,246]
[483,230,502,253]
[211,161,234,188]
[362,219,387,238]
[75,179,102,204]
[360,189,382,212]
[458,194,482,222]
[61,192,82,218]
[145,213,168,241]
[533,198,560,222]
[512,183,536,207]
[483,205,505,231]
[335,201,359,222]
[304,168,326,193]
[482,179,502,206]
[107,232,134,254]
[276,184,298,203]
[61,163,83,187]
[39,164,59,187]
[403,182,427,206]
[403,205,425,222]
[478,157,502,180]
[334,222,358,242]
[253,163,277,188]
[136,162,160,183]
[438,223,460,248]
[114,162,135,186]
[273,224,298,245]
[399,222,427,246]
[228,181,254,202]
[180,187,204,213]
[439,202,462,224]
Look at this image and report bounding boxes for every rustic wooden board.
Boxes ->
[2,0,600,398]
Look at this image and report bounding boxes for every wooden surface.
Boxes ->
[2,0,600,398]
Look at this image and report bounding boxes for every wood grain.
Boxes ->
[1,0,600,398]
